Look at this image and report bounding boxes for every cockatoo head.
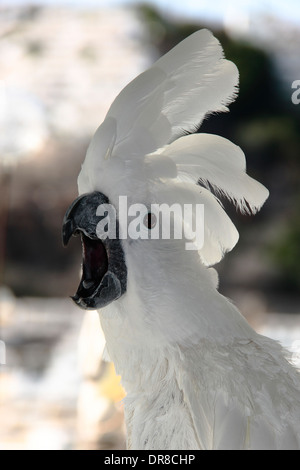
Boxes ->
[62,30,268,315]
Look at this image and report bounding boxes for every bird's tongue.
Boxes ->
[77,234,108,297]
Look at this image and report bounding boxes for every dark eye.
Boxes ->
[143,212,157,229]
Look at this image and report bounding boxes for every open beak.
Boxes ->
[62,191,127,310]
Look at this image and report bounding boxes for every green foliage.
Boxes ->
[269,213,300,290]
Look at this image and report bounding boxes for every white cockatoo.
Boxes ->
[63,30,300,450]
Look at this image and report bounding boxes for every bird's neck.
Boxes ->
[99,300,168,387]
[100,307,201,449]
[99,268,254,385]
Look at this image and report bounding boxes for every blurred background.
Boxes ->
[0,0,300,450]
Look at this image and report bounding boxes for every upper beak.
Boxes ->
[62,191,127,310]
[62,191,108,246]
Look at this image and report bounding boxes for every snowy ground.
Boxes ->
[0,292,299,450]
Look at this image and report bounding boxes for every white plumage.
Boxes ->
[73,30,300,449]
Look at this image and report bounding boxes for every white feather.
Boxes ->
[105,29,238,159]
[159,133,269,213]
[151,181,239,265]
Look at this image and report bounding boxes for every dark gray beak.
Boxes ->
[62,191,127,310]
